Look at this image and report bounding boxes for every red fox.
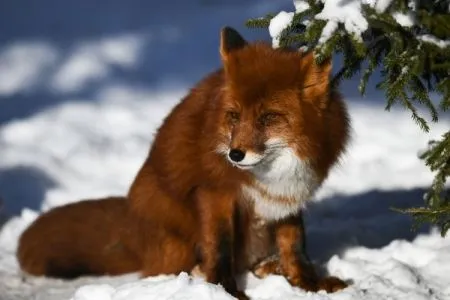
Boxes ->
[18,27,350,299]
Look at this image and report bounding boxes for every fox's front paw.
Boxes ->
[233,290,249,300]
[290,274,347,293]
[191,264,248,299]
[252,255,281,278]
[317,276,348,293]
[190,264,206,279]
[252,256,347,294]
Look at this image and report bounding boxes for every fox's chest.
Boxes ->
[236,156,319,270]
[240,153,319,221]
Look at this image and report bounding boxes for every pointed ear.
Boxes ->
[220,27,247,60]
[300,52,332,96]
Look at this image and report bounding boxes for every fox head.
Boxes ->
[214,27,348,183]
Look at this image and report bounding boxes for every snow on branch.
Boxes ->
[294,0,310,13]
[268,11,294,48]
[392,11,415,27]
[268,0,445,47]
[315,0,368,44]
[418,34,450,49]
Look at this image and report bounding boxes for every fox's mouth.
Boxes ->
[232,162,260,170]
[216,139,289,171]
[225,150,264,170]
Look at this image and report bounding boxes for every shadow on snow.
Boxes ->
[305,187,431,264]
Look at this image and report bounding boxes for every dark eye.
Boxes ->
[259,112,280,126]
[226,111,240,124]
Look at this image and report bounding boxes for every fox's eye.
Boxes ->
[226,111,240,124]
[259,112,280,126]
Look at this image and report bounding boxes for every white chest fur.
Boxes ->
[241,147,319,221]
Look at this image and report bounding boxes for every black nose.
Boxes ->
[228,149,245,162]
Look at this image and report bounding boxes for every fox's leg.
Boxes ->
[129,182,200,278]
[140,222,197,277]
[258,213,347,293]
[195,187,248,300]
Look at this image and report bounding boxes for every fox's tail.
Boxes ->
[17,196,141,278]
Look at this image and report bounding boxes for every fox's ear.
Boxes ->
[220,27,247,59]
[300,51,332,96]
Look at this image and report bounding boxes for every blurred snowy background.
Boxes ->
[0,1,449,299]
[0,0,278,215]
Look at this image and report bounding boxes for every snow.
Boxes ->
[270,0,371,46]
[374,0,394,13]
[408,0,417,11]
[2,223,450,299]
[392,11,415,27]
[0,86,179,211]
[316,0,368,43]
[51,34,145,93]
[418,34,450,49]
[361,0,377,8]
[294,0,310,13]
[71,273,236,300]
[315,105,449,200]
[1,0,450,299]
[0,42,58,96]
[318,21,339,45]
[268,11,295,48]
[268,0,423,48]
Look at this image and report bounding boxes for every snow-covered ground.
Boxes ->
[1,97,449,300]
[1,0,450,299]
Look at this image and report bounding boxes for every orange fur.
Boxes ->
[17,27,350,299]
[17,197,141,278]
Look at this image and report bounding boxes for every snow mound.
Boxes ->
[64,230,450,300]
[71,273,235,300]
[0,209,37,254]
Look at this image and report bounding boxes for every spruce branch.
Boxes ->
[246,14,275,29]
[248,0,450,236]
[393,204,450,237]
